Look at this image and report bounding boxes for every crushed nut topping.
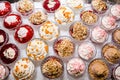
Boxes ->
[81,11,98,25]
[18,0,34,14]
[54,38,74,57]
[92,0,107,12]
[29,11,47,25]
[70,22,88,40]
[42,58,63,79]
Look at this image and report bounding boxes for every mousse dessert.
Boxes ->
[13,58,35,80]
[112,28,120,45]
[27,38,48,61]
[29,9,47,25]
[88,59,109,80]
[91,27,108,43]
[54,6,74,25]
[43,0,60,13]
[4,13,22,30]
[0,1,11,17]
[67,58,86,77]
[78,42,96,60]
[14,24,34,43]
[111,4,120,19]
[41,56,64,79]
[39,21,59,41]
[66,0,84,11]
[113,65,120,80]
[0,64,10,80]
[0,43,19,64]
[80,10,98,25]
[53,36,74,58]
[69,21,89,41]
[102,43,120,64]
[102,15,117,31]
[0,29,9,47]
[91,0,108,14]
[16,0,34,15]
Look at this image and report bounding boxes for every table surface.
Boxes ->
[0,1,119,80]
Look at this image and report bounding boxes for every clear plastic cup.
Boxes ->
[69,21,90,42]
[78,41,96,61]
[101,43,120,64]
[28,8,48,26]
[0,64,10,80]
[80,6,99,26]
[88,58,110,80]
[90,27,108,44]
[39,21,60,42]
[91,0,108,14]
[41,56,64,79]
[26,38,49,61]
[53,36,75,59]
[16,0,34,16]
[0,29,9,47]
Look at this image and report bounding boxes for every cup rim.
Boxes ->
[41,56,64,79]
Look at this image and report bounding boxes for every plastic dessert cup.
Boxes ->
[41,56,64,79]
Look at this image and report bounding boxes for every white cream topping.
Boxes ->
[47,0,56,8]
[78,42,95,60]
[92,27,108,43]
[5,16,17,25]
[0,64,5,79]
[66,0,84,9]
[0,35,4,43]
[67,58,85,76]
[55,6,74,25]
[115,66,120,80]
[18,27,28,38]
[27,39,48,61]
[111,5,120,18]
[39,21,59,41]
[0,2,6,11]
[13,58,35,80]
[3,47,15,59]
[102,15,117,30]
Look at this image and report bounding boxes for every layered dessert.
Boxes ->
[66,0,84,11]
[88,59,109,80]
[4,14,22,30]
[14,24,34,43]
[53,36,74,58]
[67,58,85,77]
[0,64,10,80]
[111,4,120,19]
[113,65,120,80]
[102,43,120,64]
[102,15,117,31]
[41,56,64,79]
[39,21,59,41]
[0,29,9,46]
[27,39,48,61]
[0,43,19,64]
[43,0,60,13]
[91,27,108,43]
[112,28,120,45]
[69,21,89,41]
[80,10,98,25]
[78,42,96,60]
[29,9,47,25]
[0,1,11,17]
[91,0,108,13]
[13,58,35,80]
[54,6,74,25]
[16,0,34,15]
